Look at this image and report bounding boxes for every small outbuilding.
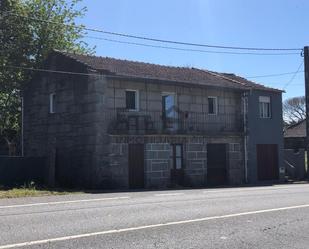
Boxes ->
[284,120,306,150]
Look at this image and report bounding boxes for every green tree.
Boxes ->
[0,0,93,155]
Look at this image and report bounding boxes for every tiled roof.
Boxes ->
[219,73,283,92]
[54,51,283,92]
[284,120,306,138]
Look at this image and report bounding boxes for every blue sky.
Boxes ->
[76,0,308,100]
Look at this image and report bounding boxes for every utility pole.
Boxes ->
[304,46,309,178]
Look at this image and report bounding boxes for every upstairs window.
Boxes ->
[125,90,139,111]
[208,97,217,115]
[49,93,56,114]
[259,96,271,118]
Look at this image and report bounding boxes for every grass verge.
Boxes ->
[0,182,81,199]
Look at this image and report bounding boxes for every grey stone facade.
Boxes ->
[105,135,244,188]
[184,143,207,186]
[145,143,171,188]
[23,51,283,189]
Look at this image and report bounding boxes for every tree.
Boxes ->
[0,0,93,155]
[0,0,33,155]
[283,96,306,125]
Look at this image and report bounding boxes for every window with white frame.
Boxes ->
[259,96,271,118]
[125,90,139,111]
[208,97,217,115]
[49,93,56,114]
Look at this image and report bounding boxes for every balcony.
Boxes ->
[108,108,243,135]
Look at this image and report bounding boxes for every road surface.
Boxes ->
[1,184,309,248]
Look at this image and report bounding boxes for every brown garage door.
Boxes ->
[207,144,228,185]
[128,144,145,189]
[257,144,279,181]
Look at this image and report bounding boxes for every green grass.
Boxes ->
[0,182,81,199]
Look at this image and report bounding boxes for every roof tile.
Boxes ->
[55,51,282,92]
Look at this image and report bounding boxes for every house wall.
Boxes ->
[246,89,284,183]
[23,54,248,189]
[106,135,244,188]
[105,79,243,133]
[23,55,108,188]
[106,79,241,112]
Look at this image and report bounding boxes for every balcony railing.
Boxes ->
[107,108,243,135]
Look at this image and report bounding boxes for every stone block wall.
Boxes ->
[228,143,244,185]
[100,142,129,188]
[145,143,171,188]
[23,54,109,188]
[105,79,243,133]
[184,143,207,186]
[108,135,244,189]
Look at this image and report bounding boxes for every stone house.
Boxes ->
[23,51,284,188]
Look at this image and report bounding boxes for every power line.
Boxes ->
[283,61,304,90]
[3,65,102,77]
[2,11,303,52]
[84,35,300,56]
[84,30,302,52]
[2,64,301,89]
[246,70,304,79]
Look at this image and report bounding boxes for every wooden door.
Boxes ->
[207,144,228,185]
[257,144,279,181]
[128,144,145,188]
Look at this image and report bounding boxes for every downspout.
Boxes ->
[243,92,248,183]
[21,96,24,157]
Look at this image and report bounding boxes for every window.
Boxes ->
[162,93,177,130]
[49,93,56,113]
[172,144,183,169]
[259,96,271,118]
[208,97,217,115]
[125,90,139,111]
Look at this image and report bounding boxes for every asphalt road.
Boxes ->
[1,184,309,248]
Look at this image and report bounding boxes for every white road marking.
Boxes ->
[154,193,184,197]
[0,196,130,209]
[202,185,308,194]
[1,203,309,248]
